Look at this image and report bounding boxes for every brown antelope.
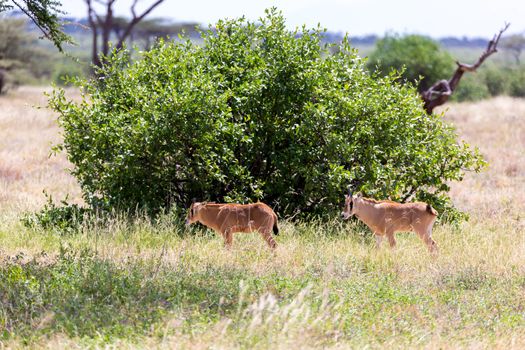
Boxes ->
[341,189,438,253]
[185,202,279,249]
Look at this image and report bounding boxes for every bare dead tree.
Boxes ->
[84,0,165,70]
[421,23,510,114]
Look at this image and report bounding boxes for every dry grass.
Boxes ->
[0,86,82,213]
[0,88,524,349]
[437,97,525,220]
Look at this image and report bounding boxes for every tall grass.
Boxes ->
[0,88,524,348]
[1,215,524,348]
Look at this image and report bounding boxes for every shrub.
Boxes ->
[366,34,455,92]
[481,66,511,96]
[48,9,485,220]
[51,60,88,86]
[451,74,490,102]
[0,18,55,87]
[508,66,525,97]
[449,65,525,101]
[21,193,89,234]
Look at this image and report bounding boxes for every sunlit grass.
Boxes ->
[1,212,524,348]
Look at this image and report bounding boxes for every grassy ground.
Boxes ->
[0,87,524,348]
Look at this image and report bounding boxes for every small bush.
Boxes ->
[481,66,511,96]
[21,193,89,234]
[508,66,525,97]
[52,60,88,86]
[0,246,254,339]
[0,247,171,338]
[451,74,490,102]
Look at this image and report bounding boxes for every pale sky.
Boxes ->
[62,0,524,38]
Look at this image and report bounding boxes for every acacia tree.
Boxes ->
[83,0,165,69]
[0,0,70,93]
[0,0,70,50]
[111,17,199,50]
[502,33,525,64]
[133,18,199,50]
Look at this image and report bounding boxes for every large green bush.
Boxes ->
[366,34,455,93]
[49,9,484,219]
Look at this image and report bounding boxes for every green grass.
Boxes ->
[1,213,524,348]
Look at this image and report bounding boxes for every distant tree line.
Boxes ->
[321,32,499,48]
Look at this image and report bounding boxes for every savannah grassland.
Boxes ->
[0,87,524,349]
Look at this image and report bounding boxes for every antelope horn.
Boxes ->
[347,185,353,197]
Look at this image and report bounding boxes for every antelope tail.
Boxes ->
[426,204,438,216]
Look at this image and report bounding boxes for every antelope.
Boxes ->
[186,202,279,249]
[341,188,438,253]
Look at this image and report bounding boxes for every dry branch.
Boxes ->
[421,23,510,114]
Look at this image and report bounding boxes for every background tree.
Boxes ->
[0,18,52,93]
[366,34,455,93]
[0,0,70,50]
[50,10,485,221]
[108,16,200,50]
[133,18,199,50]
[502,33,525,64]
[83,0,165,69]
